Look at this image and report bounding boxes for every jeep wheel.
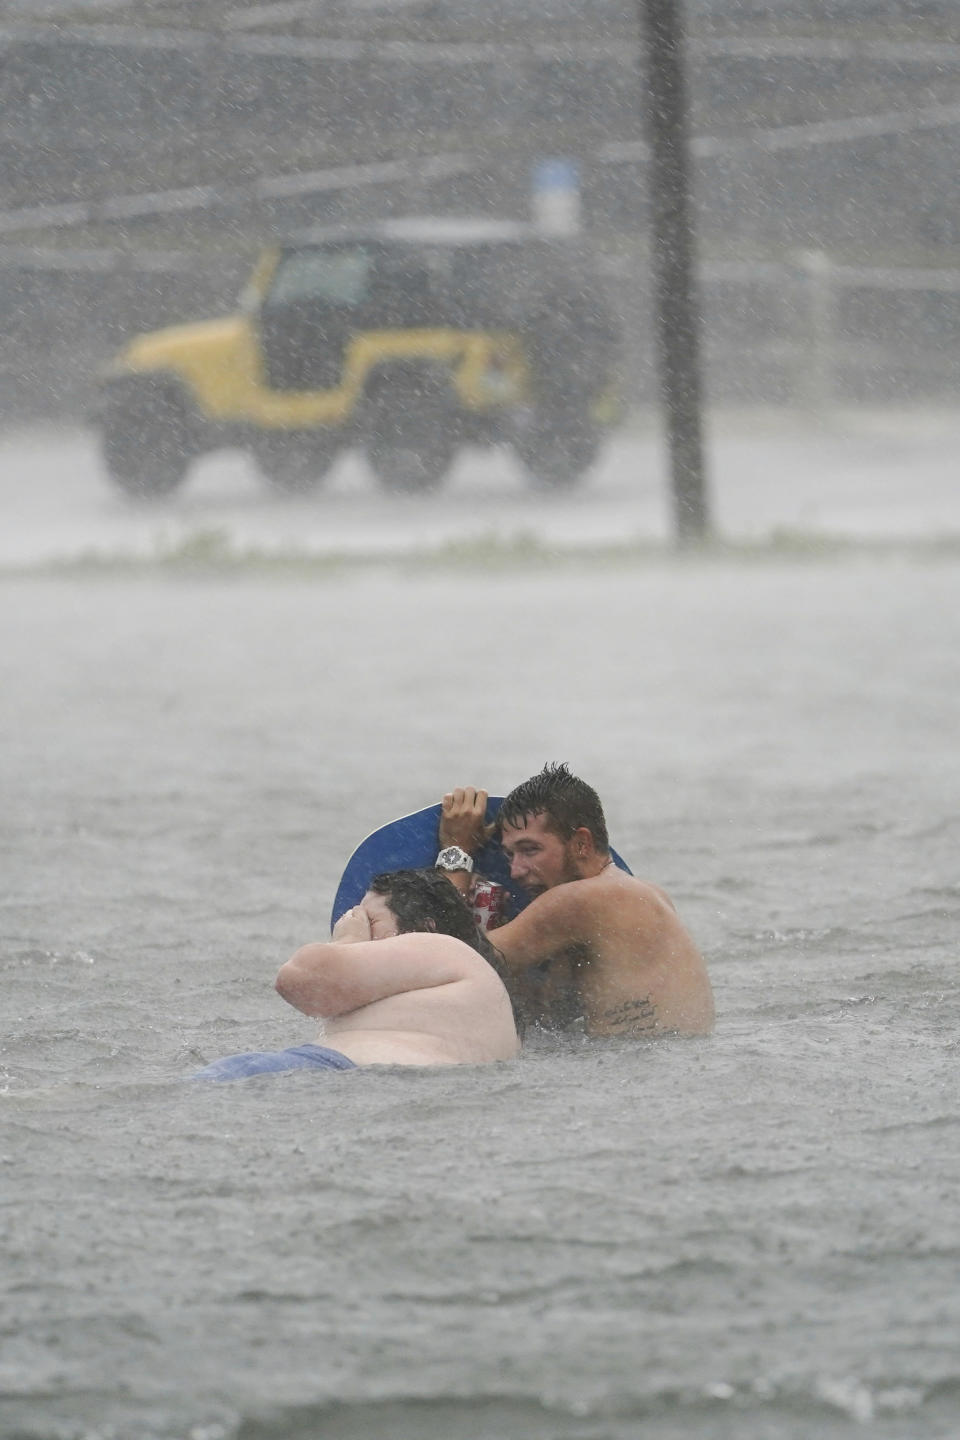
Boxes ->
[367,432,456,495]
[101,385,196,499]
[513,413,602,492]
[254,434,339,495]
[364,380,457,495]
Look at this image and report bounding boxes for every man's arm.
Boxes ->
[437,786,494,894]
[486,885,592,973]
[275,930,480,1018]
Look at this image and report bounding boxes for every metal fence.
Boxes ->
[4,243,960,425]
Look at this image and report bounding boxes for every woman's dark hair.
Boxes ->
[499,761,609,853]
[368,868,497,961]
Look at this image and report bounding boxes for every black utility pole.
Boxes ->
[638,0,711,544]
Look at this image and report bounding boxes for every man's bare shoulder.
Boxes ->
[602,869,680,914]
[529,866,676,916]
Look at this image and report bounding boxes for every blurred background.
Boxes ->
[3,0,960,429]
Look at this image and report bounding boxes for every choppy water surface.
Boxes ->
[2,559,959,1440]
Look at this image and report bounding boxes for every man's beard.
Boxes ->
[562,854,582,884]
[519,848,580,897]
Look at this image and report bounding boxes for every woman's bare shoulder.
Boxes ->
[384,931,501,977]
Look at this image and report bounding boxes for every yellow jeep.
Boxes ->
[95,218,621,498]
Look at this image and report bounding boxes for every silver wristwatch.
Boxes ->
[435,845,474,874]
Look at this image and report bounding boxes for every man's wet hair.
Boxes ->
[368,868,496,959]
[498,761,610,854]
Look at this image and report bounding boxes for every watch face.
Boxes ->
[438,847,471,871]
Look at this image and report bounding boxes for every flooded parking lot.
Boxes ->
[3,407,960,570]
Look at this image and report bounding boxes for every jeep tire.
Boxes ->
[253,432,340,495]
[100,381,197,499]
[513,408,602,491]
[364,374,458,495]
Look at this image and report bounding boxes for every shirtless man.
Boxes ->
[192,869,518,1080]
[437,763,714,1038]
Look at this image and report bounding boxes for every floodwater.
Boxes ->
[2,426,960,1440]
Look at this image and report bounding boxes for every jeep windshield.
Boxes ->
[266,247,373,309]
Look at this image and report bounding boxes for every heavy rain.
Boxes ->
[2,2,960,1438]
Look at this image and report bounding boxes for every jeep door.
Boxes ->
[258,245,371,392]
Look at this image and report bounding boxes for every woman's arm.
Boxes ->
[275,931,482,1018]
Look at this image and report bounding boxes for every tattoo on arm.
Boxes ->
[601,995,658,1033]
